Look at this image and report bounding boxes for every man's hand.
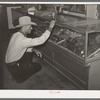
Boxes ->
[49,20,56,29]
[47,20,56,33]
[35,50,42,58]
[32,48,42,58]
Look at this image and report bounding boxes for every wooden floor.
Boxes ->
[3,58,80,90]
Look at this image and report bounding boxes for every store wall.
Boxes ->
[0,4,25,89]
[0,5,7,89]
[0,4,11,89]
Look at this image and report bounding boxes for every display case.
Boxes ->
[31,12,100,90]
[51,14,100,61]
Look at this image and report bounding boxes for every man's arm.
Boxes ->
[26,47,33,52]
[26,47,42,58]
[20,20,56,48]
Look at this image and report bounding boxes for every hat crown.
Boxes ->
[15,16,37,28]
[19,16,32,26]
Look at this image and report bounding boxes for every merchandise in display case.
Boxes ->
[50,14,100,61]
[50,26,85,58]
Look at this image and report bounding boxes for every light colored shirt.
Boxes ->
[5,30,50,63]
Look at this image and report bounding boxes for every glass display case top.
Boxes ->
[57,14,100,32]
[50,24,100,59]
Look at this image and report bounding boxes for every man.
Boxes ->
[5,16,56,83]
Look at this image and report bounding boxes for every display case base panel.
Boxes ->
[40,41,89,89]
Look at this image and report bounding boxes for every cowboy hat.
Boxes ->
[15,16,37,28]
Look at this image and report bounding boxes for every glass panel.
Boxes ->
[50,26,85,58]
[57,14,86,26]
[87,32,100,58]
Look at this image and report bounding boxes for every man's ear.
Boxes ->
[23,25,28,31]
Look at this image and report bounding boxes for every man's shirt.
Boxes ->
[5,30,50,63]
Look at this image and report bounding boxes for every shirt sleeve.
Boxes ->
[26,47,33,52]
[19,30,51,48]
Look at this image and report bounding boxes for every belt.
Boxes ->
[6,61,18,66]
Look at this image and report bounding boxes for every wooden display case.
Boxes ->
[31,12,100,90]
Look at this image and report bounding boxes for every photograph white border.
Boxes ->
[0,2,100,98]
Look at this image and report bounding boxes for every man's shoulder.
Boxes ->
[13,31,22,37]
[15,31,21,35]
[10,31,23,40]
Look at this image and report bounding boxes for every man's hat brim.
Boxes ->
[15,22,37,28]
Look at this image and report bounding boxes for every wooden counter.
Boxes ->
[39,40,100,90]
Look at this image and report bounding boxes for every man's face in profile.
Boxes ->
[25,25,33,34]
